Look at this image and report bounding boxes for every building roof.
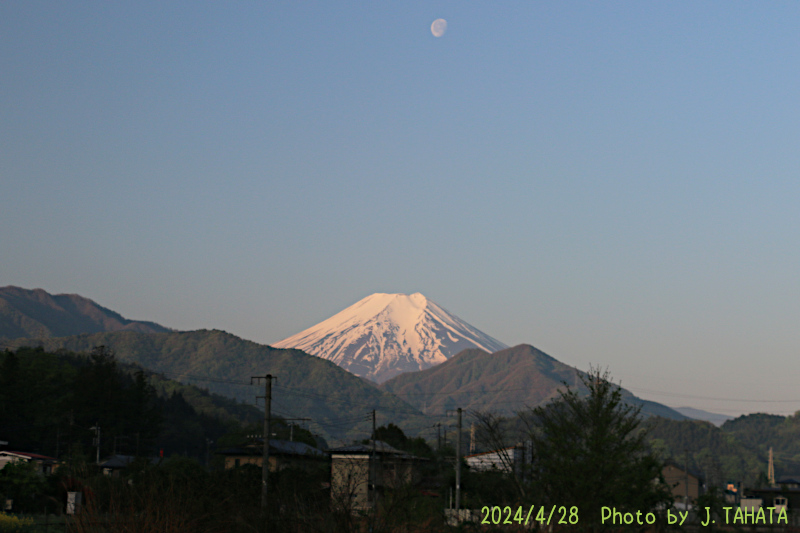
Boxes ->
[465,446,519,459]
[271,439,327,457]
[329,440,414,457]
[663,461,703,480]
[748,486,800,493]
[100,454,135,469]
[99,455,159,469]
[0,451,58,463]
[217,439,326,458]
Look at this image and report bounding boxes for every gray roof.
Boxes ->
[270,439,327,457]
[100,455,159,469]
[329,440,412,457]
[217,439,326,458]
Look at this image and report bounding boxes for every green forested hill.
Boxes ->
[381,344,687,420]
[646,417,765,488]
[4,329,424,442]
[0,346,258,461]
[381,345,583,414]
[721,413,800,476]
[645,413,800,489]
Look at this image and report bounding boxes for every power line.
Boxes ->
[625,387,800,404]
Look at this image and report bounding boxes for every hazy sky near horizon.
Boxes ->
[3,2,800,417]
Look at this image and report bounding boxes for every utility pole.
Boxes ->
[90,424,100,465]
[456,408,462,511]
[279,418,311,442]
[684,448,689,509]
[371,409,377,509]
[769,447,775,486]
[446,408,462,511]
[470,422,475,454]
[251,374,274,516]
[370,409,378,533]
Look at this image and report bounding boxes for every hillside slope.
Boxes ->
[0,286,170,339]
[4,330,422,442]
[381,344,687,420]
[1,345,262,460]
[646,417,765,487]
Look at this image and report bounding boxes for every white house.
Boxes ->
[0,451,58,475]
[465,445,524,476]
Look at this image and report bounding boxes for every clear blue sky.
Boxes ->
[3,2,800,416]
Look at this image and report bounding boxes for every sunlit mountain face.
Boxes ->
[274,293,508,382]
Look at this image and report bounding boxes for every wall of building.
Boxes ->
[663,464,700,501]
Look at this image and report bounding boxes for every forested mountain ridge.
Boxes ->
[646,417,765,488]
[381,344,687,420]
[721,413,800,476]
[0,346,261,461]
[3,329,424,442]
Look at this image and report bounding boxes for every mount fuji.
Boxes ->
[273,293,508,382]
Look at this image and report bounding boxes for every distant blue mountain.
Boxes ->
[673,406,733,427]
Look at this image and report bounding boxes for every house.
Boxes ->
[0,451,58,475]
[776,478,800,490]
[465,445,524,477]
[744,487,800,514]
[662,462,701,505]
[99,455,160,476]
[329,440,425,511]
[217,439,327,472]
[739,487,800,526]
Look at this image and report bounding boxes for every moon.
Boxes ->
[431,18,447,38]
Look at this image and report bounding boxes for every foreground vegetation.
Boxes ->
[1,346,792,531]
[0,346,262,463]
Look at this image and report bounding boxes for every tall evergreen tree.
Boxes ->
[522,368,672,530]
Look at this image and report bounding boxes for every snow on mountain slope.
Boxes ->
[273,293,508,382]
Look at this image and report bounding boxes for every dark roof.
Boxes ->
[663,461,703,480]
[216,446,259,457]
[217,439,326,458]
[777,478,800,485]
[100,455,159,469]
[0,451,58,463]
[271,440,326,457]
[748,487,800,493]
[328,440,413,457]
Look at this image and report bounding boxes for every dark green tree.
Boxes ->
[126,370,163,453]
[363,423,433,458]
[72,345,126,429]
[522,368,672,530]
[0,351,24,435]
[0,460,46,513]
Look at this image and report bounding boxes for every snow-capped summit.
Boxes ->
[273,293,508,382]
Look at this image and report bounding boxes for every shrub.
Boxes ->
[0,513,34,533]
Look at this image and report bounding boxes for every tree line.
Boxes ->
[0,346,242,462]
